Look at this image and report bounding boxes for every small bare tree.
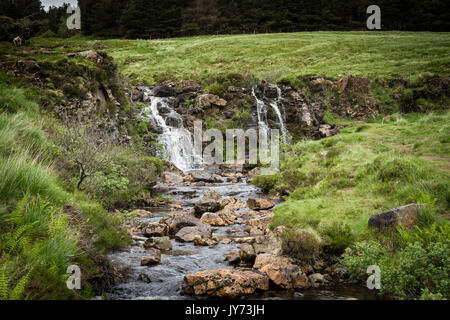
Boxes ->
[59,120,118,190]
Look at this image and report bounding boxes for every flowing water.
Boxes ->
[252,85,288,144]
[140,88,198,172]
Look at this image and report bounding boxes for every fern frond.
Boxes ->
[0,266,10,300]
[9,268,33,300]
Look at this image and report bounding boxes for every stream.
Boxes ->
[106,174,379,300]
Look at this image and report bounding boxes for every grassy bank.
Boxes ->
[7,32,449,87]
[0,53,165,298]
[253,111,449,299]
[102,32,450,85]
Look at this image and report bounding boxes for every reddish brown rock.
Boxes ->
[253,254,310,289]
[247,198,275,211]
[182,269,269,297]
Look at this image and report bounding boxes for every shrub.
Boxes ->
[281,227,323,263]
[251,174,279,193]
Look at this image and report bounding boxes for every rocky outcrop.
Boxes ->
[140,249,162,266]
[182,269,269,298]
[247,198,275,211]
[368,204,419,229]
[253,254,310,289]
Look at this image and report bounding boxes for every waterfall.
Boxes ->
[252,85,288,143]
[140,88,198,172]
[268,86,288,143]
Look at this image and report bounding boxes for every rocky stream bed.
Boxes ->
[104,168,380,300]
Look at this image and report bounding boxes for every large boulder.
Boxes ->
[253,254,309,289]
[175,226,212,243]
[247,198,275,211]
[182,269,269,298]
[368,204,418,230]
[144,236,172,251]
[159,212,203,234]
[194,190,224,216]
[140,249,162,266]
[200,208,236,226]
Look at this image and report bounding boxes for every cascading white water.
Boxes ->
[251,87,270,137]
[140,88,197,172]
[252,85,288,143]
[268,86,288,143]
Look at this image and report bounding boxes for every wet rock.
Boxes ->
[247,198,275,211]
[190,172,219,183]
[175,226,212,243]
[225,251,241,265]
[253,254,310,289]
[162,171,184,185]
[368,204,418,230]
[143,222,169,237]
[193,235,217,246]
[144,236,172,251]
[159,212,203,234]
[194,190,224,216]
[152,84,177,97]
[182,269,269,298]
[200,208,236,226]
[239,243,256,263]
[140,249,162,266]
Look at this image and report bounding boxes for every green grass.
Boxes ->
[0,84,129,299]
[22,32,450,85]
[256,111,449,240]
[254,111,450,299]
